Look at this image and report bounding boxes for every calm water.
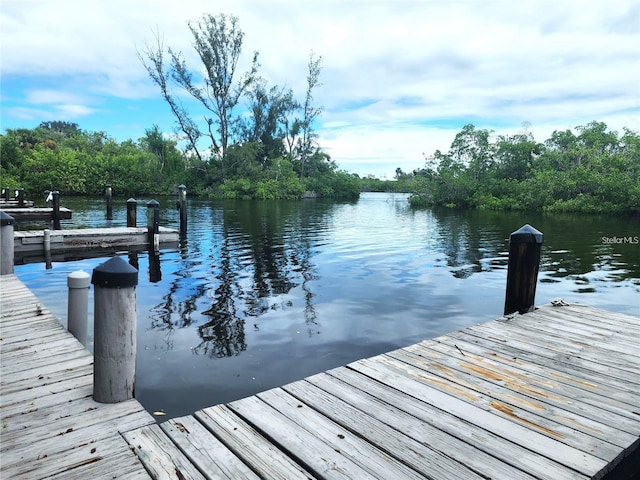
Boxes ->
[14,193,640,419]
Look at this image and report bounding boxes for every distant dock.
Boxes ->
[1,269,638,479]
[0,200,36,208]
[13,226,180,263]
[0,207,72,221]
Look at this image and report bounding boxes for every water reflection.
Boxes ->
[142,200,337,357]
[430,209,507,279]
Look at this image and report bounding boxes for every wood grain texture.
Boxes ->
[0,274,155,480]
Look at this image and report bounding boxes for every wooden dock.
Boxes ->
[1,274,638,479]
[13,226,180,263]
[124,303,639,479]
[0,200,36,208]
[0,274,155,479]
[0,207,72,221]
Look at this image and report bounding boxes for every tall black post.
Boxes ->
[127,198,137,227]
[105,184,113,220]
[1,188,9,201]
[177,184,187,238]
[504,224,543,315]
[147,199,160,251]
[147,199,161,282]
[52,191,61,230]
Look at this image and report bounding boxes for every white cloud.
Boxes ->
[1,0,638,176]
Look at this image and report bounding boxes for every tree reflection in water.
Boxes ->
[148,199,331,356]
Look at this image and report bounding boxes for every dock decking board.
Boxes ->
[123,303,638,480]
[0,274,155,479]
[2,271,638,479]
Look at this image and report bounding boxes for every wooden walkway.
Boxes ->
[124,303,640,479]
[0,274,155,479]
[1,273,638,479]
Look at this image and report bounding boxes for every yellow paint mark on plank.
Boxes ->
[491,401,564,439]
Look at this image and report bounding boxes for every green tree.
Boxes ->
[140,13,260,170]
[494,132,540,181]
[294,52,323,177]
[240,81,297,162]
[139,125,184,176]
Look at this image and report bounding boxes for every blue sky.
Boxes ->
[1,0,638,178]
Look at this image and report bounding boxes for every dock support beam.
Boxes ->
[504,224,543,315]
[91,256,138,403]
[105,185,113,220]
[177,184,187,238]
[0,212,15,275]
[67,271,90,347]
[127,198,137,227]
[52,191,61,230]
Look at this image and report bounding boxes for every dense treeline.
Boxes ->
[0,121,359,199]
[408,121,640,213]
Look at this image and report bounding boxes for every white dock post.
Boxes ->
[0,211,15,275]
[91,256,138,403]
[67,270,90,347]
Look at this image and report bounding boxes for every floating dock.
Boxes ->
[1,274,638,479]
[0,207,72,221]
[13,226,180,263]
[0,200,36,208]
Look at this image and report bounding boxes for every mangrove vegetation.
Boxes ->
[409,121,640,214]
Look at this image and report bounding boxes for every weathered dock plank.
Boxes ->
[0,274,155,479]
[195,404,316,479]
[122,302,638,480]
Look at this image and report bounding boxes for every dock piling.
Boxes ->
[15,188,25,206]
[177,184,187,237]
[147,199,160,252]
[105,185,113,220]
[43,228,52,269]
[504,224,543,315]
[0,211,15,275]
[1,188,9,201]
[67,270,90,347]
[127,198,137,227]
[91,256,138,403]
[51,191,61,230]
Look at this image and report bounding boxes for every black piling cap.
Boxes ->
[91,256,138,288]
[509,224,543,244]
[127,198,137,204]
[0,211,15,226]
